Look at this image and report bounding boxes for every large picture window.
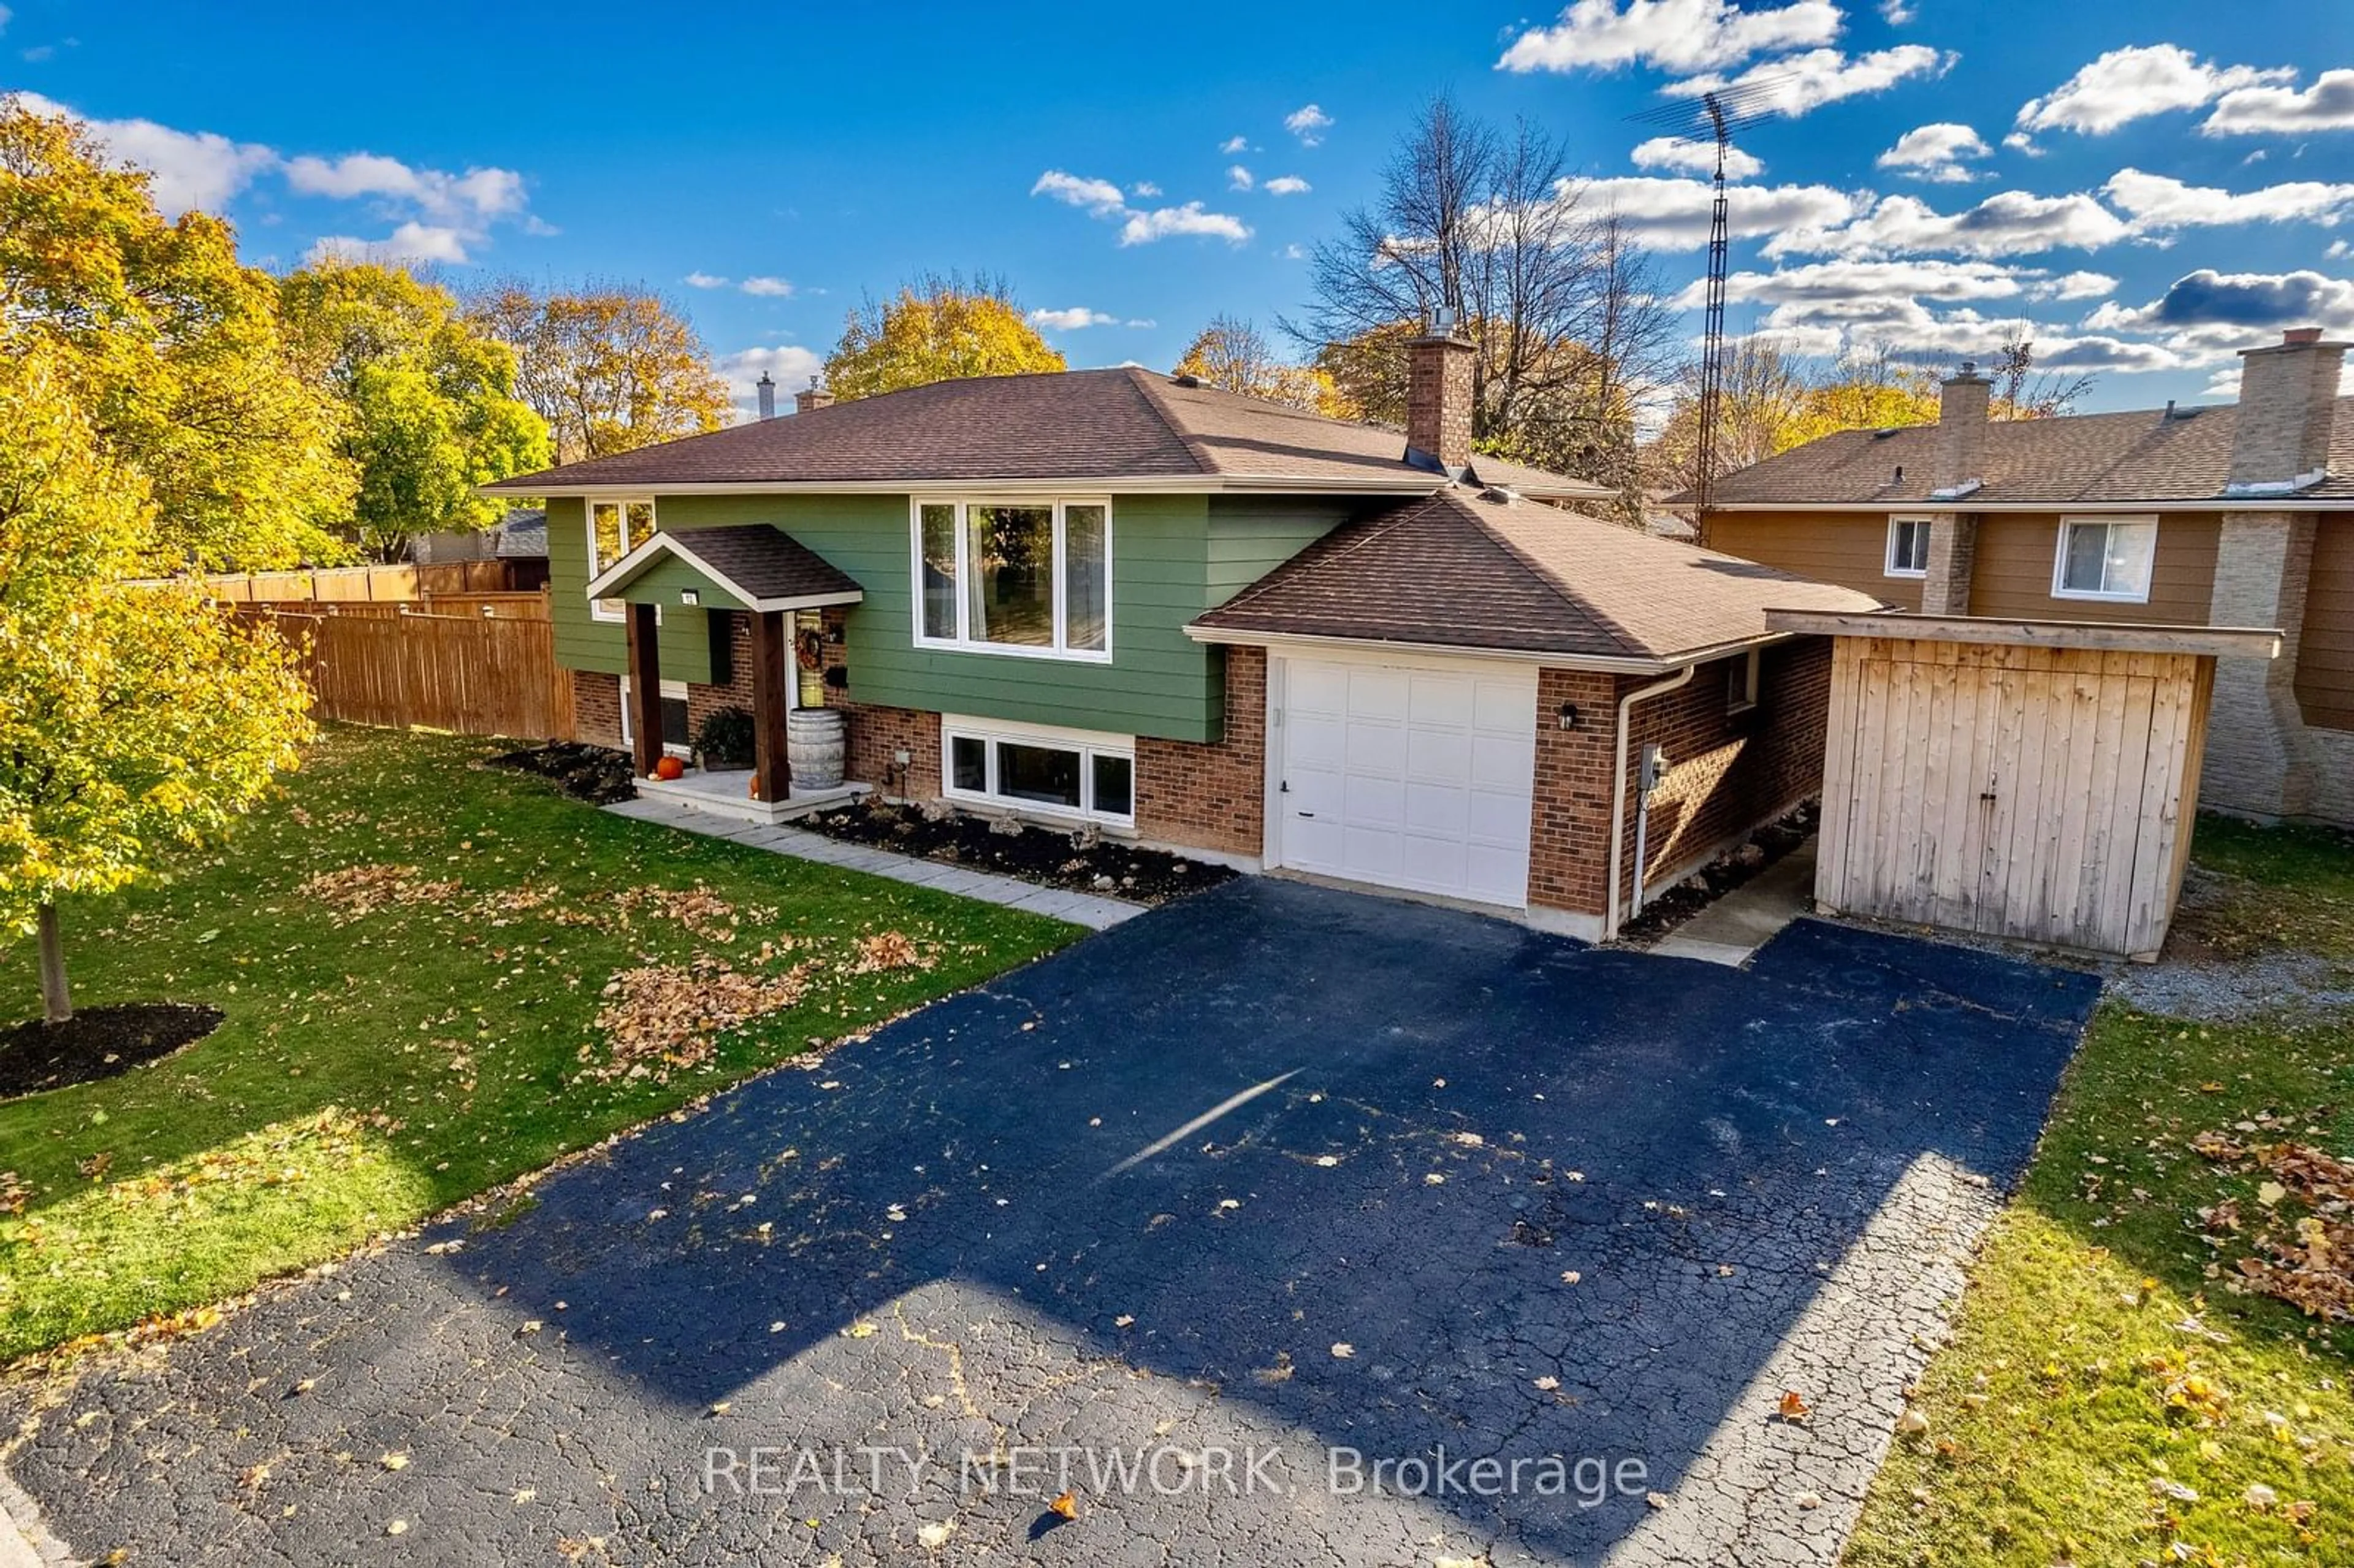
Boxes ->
[911,498,1111,660]
[590,498,657,620]
[2053,516,2157,603]
[940,716,1134,824]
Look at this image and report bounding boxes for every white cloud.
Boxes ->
[1876,122,1991,183]
[12,90,274,215]
[1496,0,1840,75]
[1130,181,1162,197]
[1284,104,1333,145]
[1629,135,1762,178]
[1682,257,2046,314]
[739,276,793,297]
[1879,0,1915,20]
[2103,167,2354,232]
[305,223,473,267]
[1029,306,1121,330]
[2035,270,2119,301]
[1219,135,1249,154]
[1665,45,1953,119]
[1030,169,1127,212]
[2014,44,2293,137]
[2331,239,2352,260]
[283,153,525,224]
[1228,164,1254,191]
[1770,189,2131,259]
[2203,69,2354,136]
[1263,175,1312,197]
[2084,269,2354,335]
[1033,170,1252,246]
[682,272,728,289]
[1119,202,1252,246]
[1570,174,1861,251]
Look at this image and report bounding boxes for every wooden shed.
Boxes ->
[1764,612,2284,961]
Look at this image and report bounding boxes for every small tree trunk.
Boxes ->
[36,900,71,1025]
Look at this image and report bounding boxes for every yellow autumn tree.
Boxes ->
[0,341,314,1021]
[1175,314,1357,418]
[467,281,731,465]
[824,274,1065,401]
[0,96,353,571]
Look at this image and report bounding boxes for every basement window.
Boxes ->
[941,715,1134,824]
[1885,515,1931,578]
[2053,516,2157,603]
[619,677,691,757]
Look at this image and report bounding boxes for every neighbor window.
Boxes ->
[589,498,657,620]
[911,499,1111,659]
[940,717,1134,823]
[619,677,690,755]
[2053,516,2157,602]
[1886,516,1931,578]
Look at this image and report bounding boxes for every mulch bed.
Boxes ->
[486,742,637,805]
[0,1003,224,1102]
[1614,801,1818,944]
[800,799,1236,906]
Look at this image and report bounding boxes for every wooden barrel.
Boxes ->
[787,707,847,789]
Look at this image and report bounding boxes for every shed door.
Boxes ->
[1818,639,2207,958]
[1275,655,1537,908]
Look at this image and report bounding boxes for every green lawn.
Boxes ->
[0,725,1075,1363]
[1846,818,2354,1567]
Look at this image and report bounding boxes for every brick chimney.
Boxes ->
[1932,361,1990,495]
[2229,327,2346,492]
[1406,308,1476,476]
[795,377,835,415]
[755,372,777,421]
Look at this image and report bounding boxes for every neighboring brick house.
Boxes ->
[487,330,1879,940]
[1697,329,2354,828]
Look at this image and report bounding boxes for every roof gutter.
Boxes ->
[1605,663,1696,942]
[1181,624,1803,676]
[1701,498,2352,514]
[485,474,1614,502]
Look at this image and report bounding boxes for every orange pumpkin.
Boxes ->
[653,755,685,782]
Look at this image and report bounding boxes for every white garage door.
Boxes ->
[1275,655,1537,908]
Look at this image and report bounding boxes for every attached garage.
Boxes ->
[1268,652,1537,909]
[1768,612,2284,960]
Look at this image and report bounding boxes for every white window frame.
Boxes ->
[1726,648,1761,715]
[588,498,658,622]
[619,676,692,758]
[2051,515,2158,604]
[1884,514,1932,579]
[939,714,1135,825]
[909,497,1113,663]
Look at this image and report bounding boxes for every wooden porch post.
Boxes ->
[625,601,664,776]
[749,608,793,802]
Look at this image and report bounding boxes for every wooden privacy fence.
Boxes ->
[242,607,575,741]
[159,560,523,603]
[240,591,551,621]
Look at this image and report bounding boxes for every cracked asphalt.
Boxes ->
[1,878,2098,1566]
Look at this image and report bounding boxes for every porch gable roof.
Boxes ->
[583,524,864,613]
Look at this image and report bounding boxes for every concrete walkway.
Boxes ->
[1650,838,1819,966]
[602,794,1145,930]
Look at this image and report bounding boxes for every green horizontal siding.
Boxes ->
[545,497,716,683]
[547,489,1345,744]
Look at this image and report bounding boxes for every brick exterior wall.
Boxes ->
[573,669,622,748]
[817,606,942,799]
[2205,511,2319,820]
[1136,646,1267,858]
[1527,668,1621,918]
[1526,641,1832,926]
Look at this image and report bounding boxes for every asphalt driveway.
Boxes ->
[2,879,2098,1566]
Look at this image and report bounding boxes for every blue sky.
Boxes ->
[7,0,2352,419]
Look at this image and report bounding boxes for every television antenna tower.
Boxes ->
[1628,78,1787,511]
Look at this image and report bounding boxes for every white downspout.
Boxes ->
[1604,663,1696,941]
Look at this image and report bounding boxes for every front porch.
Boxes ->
[633,764,868,826]
[582,523,866,804]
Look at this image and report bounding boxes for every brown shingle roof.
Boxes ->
[1190,488,1887,664]
[487,368,1613,500]
[585,524,862,607]
[1701,398,2354,508]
